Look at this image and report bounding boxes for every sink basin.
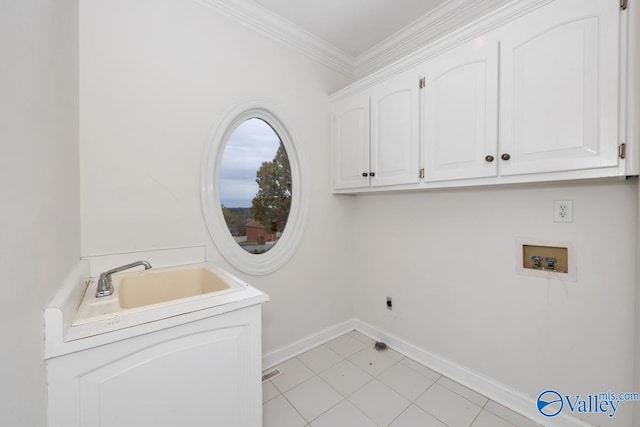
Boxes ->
[119,267,234,309]
[71,263,248,327]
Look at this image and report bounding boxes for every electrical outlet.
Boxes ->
[553,200,573,223]
[386,297,392,310]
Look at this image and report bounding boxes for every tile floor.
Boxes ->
[262,331,542,427]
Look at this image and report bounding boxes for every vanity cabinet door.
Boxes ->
[498,0,621,176]
[47,305,263,427]
[370,68,421,187]
[77,327,250,427]
[421,38,499,182]
[332,92,371,190]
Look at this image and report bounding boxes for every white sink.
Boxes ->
[119,267,235,309]
[72,264,246,326]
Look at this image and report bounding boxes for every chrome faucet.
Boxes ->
[95,260,152,298]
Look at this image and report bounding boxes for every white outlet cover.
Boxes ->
[553,200,573,223]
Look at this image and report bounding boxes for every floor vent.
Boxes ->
[262,369,282,382]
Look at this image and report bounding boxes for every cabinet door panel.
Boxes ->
[422,39,499,182]
[370,70,420,187]
[79,327,249,427]
[333,94,370,189]
[499,0,620,175]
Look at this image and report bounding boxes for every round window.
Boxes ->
[219,118,291,254]
[201,100,307,275]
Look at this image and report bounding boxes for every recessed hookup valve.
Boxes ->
[545,257,556,271]
[531,255,543,269]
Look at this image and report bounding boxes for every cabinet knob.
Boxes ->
[370,172,376,177]
[362,172,368,177]
[485,155,494,163]
[501,153,511,161]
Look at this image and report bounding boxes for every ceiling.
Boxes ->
[251,0,449,57]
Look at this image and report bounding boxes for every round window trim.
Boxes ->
[201,99,307,275]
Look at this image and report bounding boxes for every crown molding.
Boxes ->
[192,0,355,78]
[192,0,555,83]
[354,0,514,78]
[332,0,555,99]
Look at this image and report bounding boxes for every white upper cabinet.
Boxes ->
[421,38,499,182]
[331,0,631,193]
[332,92,370,190]
[498,0,620,176]
[333,69,420,190]
[370,69,420,187]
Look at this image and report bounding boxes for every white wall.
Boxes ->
[627,2,640,425]
[629,2,640,426]
[0,1,80,426]
[352,180,637,426]
[79,0,354,354]
[635,187,640,426]
[635,184,640,427]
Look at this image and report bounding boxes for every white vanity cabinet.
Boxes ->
[497,0,621,176]
[331,0,632,193]
[46,304,263,427]
[333,68,420,190]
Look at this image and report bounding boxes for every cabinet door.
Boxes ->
[421,38,499,182]
[499,0,620,176]
[332,93,370,190]
[79,327,250,427]
[370,69,420,187]
[47,306,263,427]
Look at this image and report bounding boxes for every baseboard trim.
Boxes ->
[262,319,356,370]
[352,319,596,427]
[261,317,597,427]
